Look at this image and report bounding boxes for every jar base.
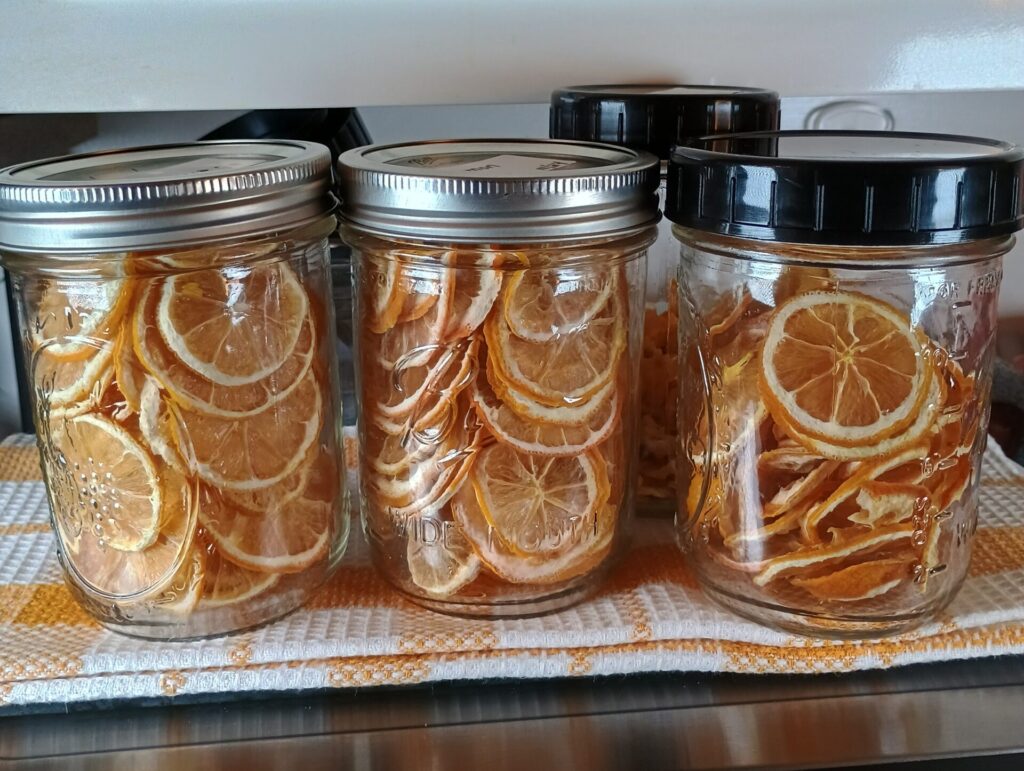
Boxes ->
[700,581,959,640]
[392,579,597,619]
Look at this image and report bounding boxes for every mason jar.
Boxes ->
[550,85,780,508]
[0,141,349,639]
[338,139,659,616]
[667,130,1024,637]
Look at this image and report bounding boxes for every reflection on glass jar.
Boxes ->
[0,141,349,639]
[339,139,659,616]
[668,130,1024,637]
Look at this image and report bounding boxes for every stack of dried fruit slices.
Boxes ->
[34,254,339,630]
[359,248,634,604]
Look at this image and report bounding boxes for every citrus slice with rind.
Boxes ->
[363,255,404,334]
[137,544,206,616]
[46,413,162,553]
[177,369,323,491]
[502,265,617,343]
[198,486,332,574]
[200,545,280,607]
[30,277,129,360]
[471,372,619,457]
[485,287,625,407]
[406,521,480,597]
[469,442,610,557]
[156,262,308,386]
[33,344,114,411]
[849,481,928,527]
[452,481,613,586]
[760,290,932,448]
[136,284,316,418]
[790,557,911,601]
[442,250,504,340]
[138,377,192,474]
[53,463,197,599]
[487,364,615,427]
[371,269,456,372]
[113,326,144,419]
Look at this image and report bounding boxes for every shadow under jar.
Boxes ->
[667,130,1024,638]
[338,139,659,616]
[0,141,349,640]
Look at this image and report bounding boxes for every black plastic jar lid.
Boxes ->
[666,130,1024,246]
[550,85,780,159]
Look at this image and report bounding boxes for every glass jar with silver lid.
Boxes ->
[338,138,659,616]
[0,140,349,639]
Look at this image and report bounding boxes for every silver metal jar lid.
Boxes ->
[0,140,333,254]
[336,139,660,242]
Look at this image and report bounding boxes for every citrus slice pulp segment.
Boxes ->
[54,464,198,599]
[199,545,280,607]
[46,413,163,553]
[487,363,615,428]
[754,523,915,587]
[760,291,931,447]
[470,442,609,557]
[406,521,481,597]
[790,557,911,601]
[442,250,504,340]
[30,277,129,360]
[156,262,308,386]
[485,287,625,407]
[452,482,613,586]
[33,344,114,410]
[471,373,619,457]
[198,487,332,574]
[179,370,323,491]
[135,284,316,418]
[502,266,617,343]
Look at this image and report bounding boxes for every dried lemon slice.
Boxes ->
[502,266,617,342]
[30,277,129,360]
[406,522,481,598]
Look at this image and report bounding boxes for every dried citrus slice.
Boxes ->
[406,521,481,597]
[46,413,162,553]
[30,277,129,360]
[177,369,323,491]
[502,266,617,342]
[471,373,619,456]
[156,263,308,386]
[488,365,615,427]
[469,442,609,557]
[760,290,931,448]
[200,545,279,607]
[370,336,476,424]
[790,557,910,601]
[33,345,114,410]
[53,463,197,599]
[754,523,915,587]
[139,545,206,616]
[135,284,315,418]
[848,481,927,527]
[485,287,625,407]
[363,255,405,334]
[138,377,192,474]
[442,250,504,340]
[452,482,613,586]
[113,326,144,419]
[198,485,332,574]
[707,286,754,339]
[762,460,841,520]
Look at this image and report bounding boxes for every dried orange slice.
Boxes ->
[135,284,315,418]
[406,521,480,597]
[113,326,144,419]
[486,287,625,407]
[848,481,927,527]
[442,250,504,340]
[502,265,617,342]
[472,371,619,457]
[371,273,455,373]
[139,545,206,616]
[198,485,332,574]
[46,413,162,553]
[177,369,323,491]
[452,481,613,586]
[762,460,841,520]
[790,557,910,601]
[754,523,915,587]
[30,277,129,360]
[707,286,754,339]
[200,545,279,607]
[363,255,405,334]
[760,291,931,448]
[488,365,615,427]
[156,263,308,386]
[54,463,197,599]
[469,443,609,557]
[33,345,114,411]
[370,336,476,425]
[138,377,193,474]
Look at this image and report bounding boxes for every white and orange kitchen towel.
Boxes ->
[3,432,1024,708]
